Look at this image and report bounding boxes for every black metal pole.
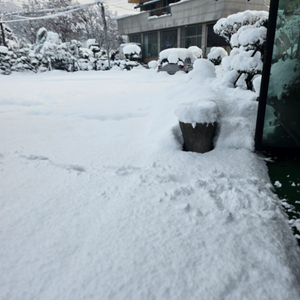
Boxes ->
[0,22,7,47]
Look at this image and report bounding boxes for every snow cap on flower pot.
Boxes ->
[175,100,219,153]
[175,100,219,128]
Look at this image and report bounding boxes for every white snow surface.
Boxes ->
[1,68,300,300]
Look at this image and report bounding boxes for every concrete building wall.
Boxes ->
[117,0,269,35]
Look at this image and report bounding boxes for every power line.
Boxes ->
[1,0,102,23]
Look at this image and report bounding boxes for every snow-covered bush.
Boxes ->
[113,59,140,70]
[0,27,140,75]
[207,47,228,65]
[214,10,269,46]
[0,46,12,75]
[0,23,18,51]
[123,44,141,61]
[214,10,268,90]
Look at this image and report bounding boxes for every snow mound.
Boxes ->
[215,117,255,150]
[148,60,158,69]
[188,59,216,82]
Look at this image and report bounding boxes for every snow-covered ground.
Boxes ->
[1,68,300,300]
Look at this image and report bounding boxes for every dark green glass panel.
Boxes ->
[186,26,196,36]
[262,0,300,148]
[130,34,141,44]
[181,28,186,37]
[160,29,177,50]
[197,25,202,35]
[143,32,158,58]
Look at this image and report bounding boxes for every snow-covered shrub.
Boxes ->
[0,24,19,51]
[113,59,140,70]
[123,44,141,61]
[0,46,12,75]
[214,10,268,90]
[214,10,269,46]
[33,28,60,71]
[207,47,228,65]
[11,47,39,72]
[87,39,100,57]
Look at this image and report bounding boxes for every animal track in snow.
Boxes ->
[20,154,86,173]
[25,154,49,161]
[115,166,140,176]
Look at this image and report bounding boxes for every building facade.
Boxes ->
[117,0,269,62]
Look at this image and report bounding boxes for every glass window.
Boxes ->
[207,24,228,48]
[186,27,196,36]
[143,32,158,58]
[197,26,202,36]
[260,0,300,148]
[160,29,177,51]
[181,28,186,37]
[180,25,202,49]
[130,34,141,44]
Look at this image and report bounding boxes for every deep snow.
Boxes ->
[0,68,300,300]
